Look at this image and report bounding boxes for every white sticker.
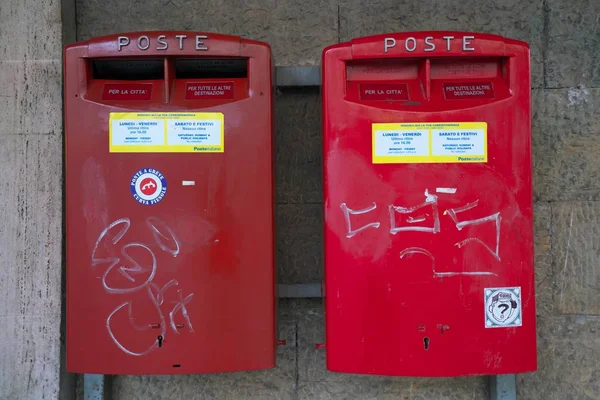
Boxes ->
[431,129,485,156]
[167,119,222,146]
[484,287,522,328]
[111,120,165,146]
[374,129,429,157]
[436,187,457,194]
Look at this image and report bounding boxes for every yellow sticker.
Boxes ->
[372,122,487,164]
[109,112,224,153]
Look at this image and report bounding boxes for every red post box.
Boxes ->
[64,32,275,374]
[322,31,535,376]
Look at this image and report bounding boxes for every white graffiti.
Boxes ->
[169,289,195,334]
[399,247,496,278]
[342,188,502,277]
[406,215,427,223]
[92,217,194,356]
[103,243,156,294]
[106,287,166,357]
[444,200,502,261]
[399,247,434,260]
[340,202,381,238]
[91,218,131,269]
[390,189,440,234]
[146,217,181,256]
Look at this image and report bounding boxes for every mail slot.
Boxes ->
[64,32,275,374]
[322,31,536,376]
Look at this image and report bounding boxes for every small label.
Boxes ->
[186,82,234,99]
[167,120,222,146]
[110,112,224,153]
[485,287,522,328]
[130,168,167,206]
[443,82,494,99]
[374,129,429,157]
[431,128,485,158]
[111,119,165,147]
[360,83,409,101]
[372,122,487,164]
[436,187,457,194]
[103,84,152,100]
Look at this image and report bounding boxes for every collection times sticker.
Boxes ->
[372,122,487,164]
[484,287,522,328]
[109,112,224,153]
[130,168,167,205]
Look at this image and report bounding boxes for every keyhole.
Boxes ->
[423,337,430,350]
[157,335,163,348]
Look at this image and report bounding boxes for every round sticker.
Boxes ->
[130,168,167,205]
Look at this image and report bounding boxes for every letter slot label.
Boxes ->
[360,83,410,101]
[186,82,234,99]
[444,81,495,99]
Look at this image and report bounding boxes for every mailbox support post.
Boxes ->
[83,374,111,400]
[490,374,517,400]
[278,283,322,297]
[276,66,321,87]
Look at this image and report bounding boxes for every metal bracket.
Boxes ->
[84,374,111,400]
[490,374,517,400]
[278,283,322,298]
[276,66,321,87]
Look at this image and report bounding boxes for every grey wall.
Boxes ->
[0,0,63,398]
[72,1,600,397]
[1,0,597,398]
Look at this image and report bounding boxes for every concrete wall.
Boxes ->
[2,0,597,398]
[0,0,64,398]
[71,1,600,397]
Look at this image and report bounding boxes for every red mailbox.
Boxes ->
[322,32,535,376]
[65,32,275,374]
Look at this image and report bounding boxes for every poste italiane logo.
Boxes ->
[130,168,167,205]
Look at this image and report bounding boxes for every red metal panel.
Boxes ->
[322,31,535,376]
[65,32,275,374]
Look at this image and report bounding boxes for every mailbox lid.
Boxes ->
[65,32,275,375]
[322,32,535,377]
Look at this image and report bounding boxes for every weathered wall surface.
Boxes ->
[0,0,63,398]
[65,0,600,399]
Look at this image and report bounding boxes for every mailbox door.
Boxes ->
[65,32,275,374]
[323,32,535,376]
